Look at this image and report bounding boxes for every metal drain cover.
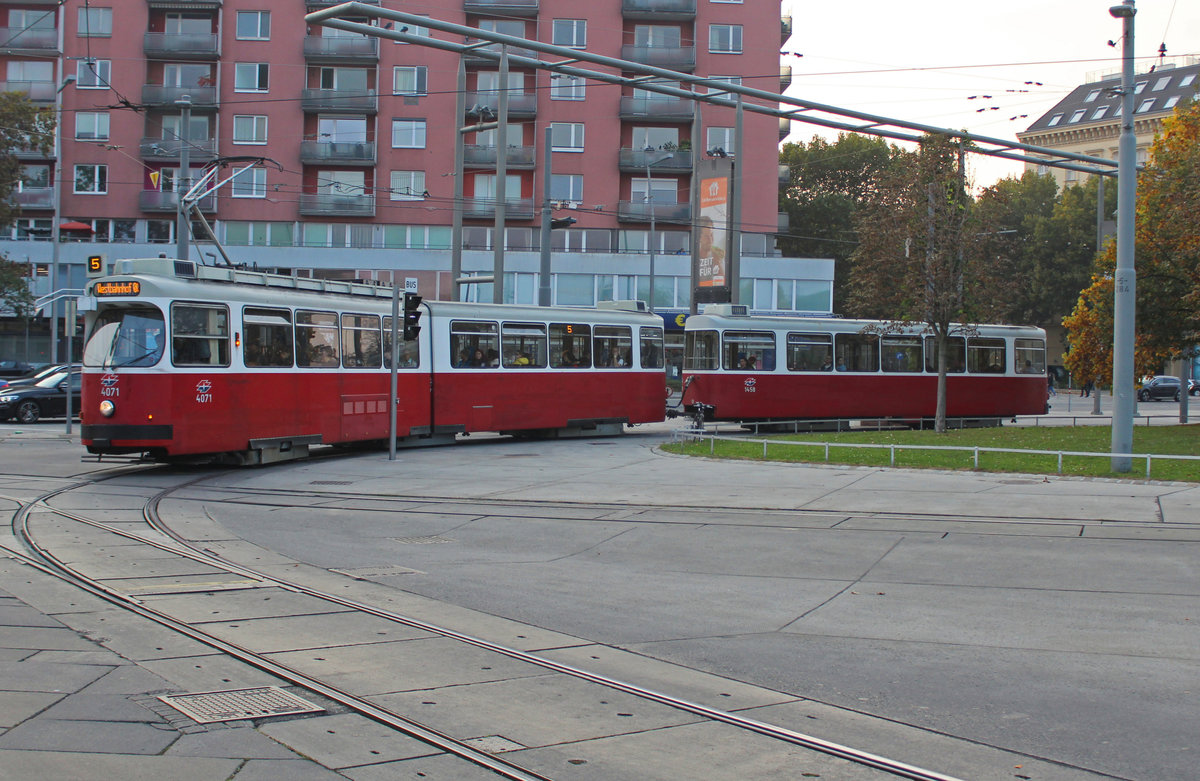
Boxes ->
[158,687,323,723]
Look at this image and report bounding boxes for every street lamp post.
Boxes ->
[175,95,192,261]
[49,73,76,363]
[1109,0,1137,472]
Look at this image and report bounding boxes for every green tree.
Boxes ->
[0,92,53,316]
[778,133,899,312]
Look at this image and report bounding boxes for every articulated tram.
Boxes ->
[682,306,1049,423]
[80,258,667,463]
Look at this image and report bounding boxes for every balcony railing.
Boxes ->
[778,164,790,186]
[143,32,219,59]
[299,140,377,164]
[141,85,218,108]
[618,148,692,172]
[0,80,56,102]
[779,116,791,140]
[465,91,537,117]
[0,27,58,51]
[148,0,221,6]
[464,40,538,62]
[463,0,538,17]
[299,192,376,216]
[139,137,218,161]
[781,15,793,43]
[302,35,379,61]
[780,65,792,91]
[462,144,536,169]
[619,96,693,121]
[617,200,691,224]
[300,88,377,113]
[138,190,216,212]
[14,187,53,209]
[462,197,535,220]
[620,0,696,20]
[620,45,695,71]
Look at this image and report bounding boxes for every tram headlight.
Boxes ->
[99,400,115,417]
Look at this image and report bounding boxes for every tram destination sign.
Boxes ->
[94,280,141,297]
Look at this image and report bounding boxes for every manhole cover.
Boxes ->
[391,535,454,545]
[158,687,323,723]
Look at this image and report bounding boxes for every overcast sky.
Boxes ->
[778,0,1200,188]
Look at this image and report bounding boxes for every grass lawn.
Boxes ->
[662,424,1200,482]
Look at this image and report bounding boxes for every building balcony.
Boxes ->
[462,197,535,220]
[141,85,218,109]
[464,40,538,62]
[618,148,692,173]
[143,32,219,59]
[463,0,538,17]
[778,164,790,186]
[465,91,537,118]
[778,212,789,232]
[781,15,792,43]
[304,0,376,7]
[0,26,58,52]
[779,116,791,140]
[620,45,695,72]
[621,0,695,21]
[299,140,376,165]
[299,192,375,216]
[14,187,54,209]
[300,88,377,114]
[780,65,792,91]
[14,142,52,160]
[302,35,379,63]
[462,144,535,169]
[617,200,691,224]
[139,137,218,161]
[619,95,693,121]
[138,190,216,212]
[0,80,56,103]
[148,0,221,7]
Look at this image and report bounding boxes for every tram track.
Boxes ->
[1,468,979,781]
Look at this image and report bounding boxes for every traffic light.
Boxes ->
[403,292,422,341]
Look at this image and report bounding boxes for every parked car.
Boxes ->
[0,360,39,380]
[4,364,68,389]
[1137,375,1187,402]
[0,369,81,423]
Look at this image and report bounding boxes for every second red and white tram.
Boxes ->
[682,306,1049,423]
[80,258,668,463]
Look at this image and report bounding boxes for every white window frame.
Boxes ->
[75,111,110,141]
[390,170,426,201]
[550,74,586,101]
[236,11,270,40]
[552,19,586,48]
[77,7,113,37]
[393,66,428,96]
[706,75,742,96]
[231,167,267,198]
[1136,98,1155,113]
[550,122,584,152]
[392,15,430,42]
[234,63,269,92]
[391,119,427,149]
[706,127,736,156]
[708,24,743,54]
[74,164,108,194]
[550,174,583,204]
[232,115,268,144]
[76,59,111,89]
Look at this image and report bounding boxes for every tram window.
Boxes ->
[84,306,165,368]
[722,330,775,371]
[923,336,965,373]
[171,303,229,367]
[450,320,499,367]
[502,323,547,368]
[243,307,293,367]
[881,336,922,373]
[1014,338,1046,374]
[834,333,879,372]
[967,337,1006,373]
[640,326,665,369]
[684,330,719,371]
[786,332,832,372]
[550,323,590,367]
[594,325,633,368]
[342,313,382,369]
[295,310,340,368]
[382,317,420,368]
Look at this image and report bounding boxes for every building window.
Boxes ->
[236,11,270,40]
[75,112,110,141]
[391,119,427,148]
[1091,107,1108,121]
[552,19,586,48]
[1152,76,1171,91]
[1083,89,1100,102]
[550,74,585,101]
[393,66,428,96]
[1133,80,1147,94]
[390,170,426,200]
[550,122,584,151]
[550,174,583,204]
[709,24,743,54]
[706,75,742,95]
[707,126,736,155]
[233,115,268,144]
[231,167,267,198]
[1136,99,1155,113]
[234,63,269,92]
[77,60,111,89]
[1069,109,1085,123]
[78,7,113,37]
[1046,113,1063,126]
[1180,74,1195,88]
[74,165,108,194]
[1163,95,1181,109]
[392,15,430,42]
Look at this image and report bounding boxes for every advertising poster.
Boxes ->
[697,174,728,288]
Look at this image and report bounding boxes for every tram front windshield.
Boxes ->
[84,306,166,368]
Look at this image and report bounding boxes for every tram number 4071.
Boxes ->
[195,379,213,404]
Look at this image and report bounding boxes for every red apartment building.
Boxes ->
[1,0,833,360]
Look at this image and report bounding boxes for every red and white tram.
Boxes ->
[681,306,1049,423]
[80,258,667,463]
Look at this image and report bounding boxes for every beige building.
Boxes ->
[1017,58,1199,188]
